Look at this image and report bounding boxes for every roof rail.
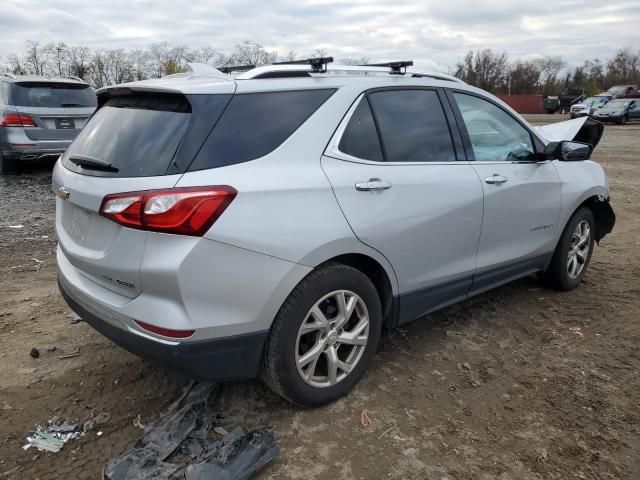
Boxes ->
[273,57,334,73]
[219,64,255,74]
[0,72,17,80]
[233,61,465,84]
[361,61,414,75]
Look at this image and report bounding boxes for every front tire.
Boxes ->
[261,263,382,406]
[544,207,595,291]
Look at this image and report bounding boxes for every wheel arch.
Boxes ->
[320,253,397,329]
[577,195,615,243]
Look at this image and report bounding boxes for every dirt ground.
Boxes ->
[1,114,639,480]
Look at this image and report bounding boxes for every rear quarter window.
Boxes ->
[188,89,336,171]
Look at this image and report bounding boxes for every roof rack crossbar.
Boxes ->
[360,61,414,75]
[219,64,256,74]
[273,57,334,73]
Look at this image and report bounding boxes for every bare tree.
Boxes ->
[6,53,26,75]
[339,57,370,66]
[535,56,567,95]
[67,46,91,79]
[455,49,508,92]
[508,60,542,94]
[606,47,640,85]
[24,41,51,76]
[231,41,277,66]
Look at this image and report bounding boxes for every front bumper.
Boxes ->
[58,276,268,380]
[593,114,623,123]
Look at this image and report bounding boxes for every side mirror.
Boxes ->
[545,141,593,161]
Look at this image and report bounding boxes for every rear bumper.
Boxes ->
[58,276,268,380]
[2,140,71,161]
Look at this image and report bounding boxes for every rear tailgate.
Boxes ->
[11,82,96,141]
[54,84,234,298]
[53,167,181,298]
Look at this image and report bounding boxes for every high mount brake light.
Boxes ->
[0,113,36,127]
[99,186,237,236]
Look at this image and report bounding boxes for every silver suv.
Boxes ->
[0,73,96,174]
[54,59,615,406]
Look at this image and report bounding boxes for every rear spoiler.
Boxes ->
[533,117,604,149]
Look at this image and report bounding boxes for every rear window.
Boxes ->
[62,95,191,177]
[188,89,336,171]
[12,82,97,108]
[368,90,456,163]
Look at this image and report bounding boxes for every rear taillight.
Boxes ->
[99,186,237,236]
[0,114,36,127]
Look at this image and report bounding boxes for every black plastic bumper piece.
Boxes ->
[58,278,268,381]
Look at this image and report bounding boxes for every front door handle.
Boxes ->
[484,174,508,185]
[355,178,393,192]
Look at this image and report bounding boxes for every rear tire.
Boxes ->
[261,262,382,407]
[543,207,595,291]
[619,115,628,125]
[0,154,19,175]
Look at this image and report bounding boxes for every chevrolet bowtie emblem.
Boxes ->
[57,186,70,200]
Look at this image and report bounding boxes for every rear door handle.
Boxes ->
[484,174,508,185]
[355,178,393,191]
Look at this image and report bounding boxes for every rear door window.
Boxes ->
[62,94,193,177]
[11,82,97,108]
[188,89,335,171]
[367,89,456,162]
[338,98,384,162]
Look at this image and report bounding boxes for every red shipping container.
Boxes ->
[496,95,545,114]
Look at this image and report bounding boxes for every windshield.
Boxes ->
[607,99,631,108]
[583,97,608,107]
[12,82,97,108]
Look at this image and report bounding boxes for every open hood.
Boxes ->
[533,116,604,149]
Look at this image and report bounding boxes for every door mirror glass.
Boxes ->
[545,141,592,161]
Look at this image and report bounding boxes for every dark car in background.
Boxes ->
[0,73,97,174]
[605,85,639,99]
[592,98,640,124]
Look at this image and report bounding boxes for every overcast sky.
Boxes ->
[2,0,639,71]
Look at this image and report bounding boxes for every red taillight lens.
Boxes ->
[135,320,194,339]
[0,114,36,127]
[99,186,236,236]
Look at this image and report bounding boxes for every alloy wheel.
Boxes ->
[295,290,369,388]
[567,220,591,279]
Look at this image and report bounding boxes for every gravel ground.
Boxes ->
[0,115,639,479]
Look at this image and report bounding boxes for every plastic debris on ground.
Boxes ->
[23,420,82,453]
[104,382,280,480]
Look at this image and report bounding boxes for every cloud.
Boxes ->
[1,0,638,71]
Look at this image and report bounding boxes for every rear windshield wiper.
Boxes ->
[69,154,119,172]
